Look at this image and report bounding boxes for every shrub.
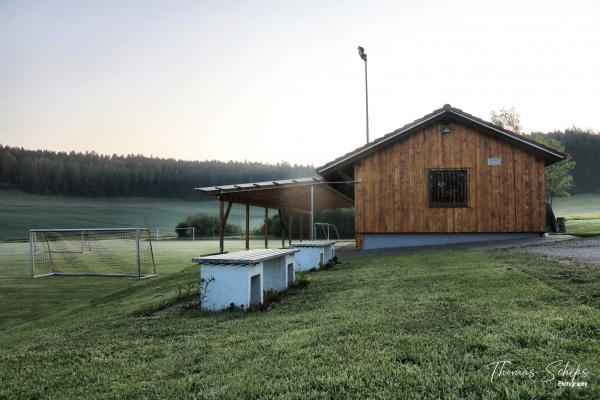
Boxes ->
[175,214,241,237]
[253,208,355,239]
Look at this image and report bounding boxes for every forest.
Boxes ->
[1,128,599,200]
[0,145,315,199]
[537,128,600,193]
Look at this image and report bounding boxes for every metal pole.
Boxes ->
[245,204,250,250]
[135,229,141,279]
[192,227,195,241]
[45,232,55,274]
[310,185,314,240]
[264,208,269,248]
[364,58,369,144]
[29,230,34,278]
[156,227,159,241]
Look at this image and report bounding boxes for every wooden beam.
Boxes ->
[299,214,303,242]
[278,209,285,248]
[220,193,308,214]
[264,207,269,249]
[288,213,293,246]
[219,199,224,253]
[223,202,233,226]
[219,200,233,254]
[245,203,250,250]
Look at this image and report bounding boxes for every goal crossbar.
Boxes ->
[29,227,147,232]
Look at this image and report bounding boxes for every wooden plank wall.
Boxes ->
[354,121,546,240]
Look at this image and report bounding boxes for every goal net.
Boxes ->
[30,228,157,279]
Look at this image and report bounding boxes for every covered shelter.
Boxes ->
[196,105,569,252]
[195,177,354,252]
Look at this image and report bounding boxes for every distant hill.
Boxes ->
[0,145,316,199]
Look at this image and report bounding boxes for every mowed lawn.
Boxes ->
[1,241,599,399]
[0,189,265,241]
[552,193,600,236]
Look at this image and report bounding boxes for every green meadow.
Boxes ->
[1,189,599,241]
[552,193,600,236]
[1,191,599,398]
[1,240,599,399]
[0,189,265,241]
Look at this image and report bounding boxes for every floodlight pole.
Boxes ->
[310,185,315,240]
[358,46,370,144]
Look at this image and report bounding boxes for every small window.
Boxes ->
[441,122,452,134]
[428,169,468,207]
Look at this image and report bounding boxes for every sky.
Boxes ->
[1,0,599,166]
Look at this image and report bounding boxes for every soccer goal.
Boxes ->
[29,228,157,279]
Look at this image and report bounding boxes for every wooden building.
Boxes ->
[318,105,567,249]
[197,105,566,251]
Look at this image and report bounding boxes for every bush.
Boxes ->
[175,214,241,238]
[253,208,355,239]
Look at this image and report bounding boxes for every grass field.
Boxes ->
[1,240,599,399]
[552,194,600,220]
[552,194,600,236]
[2,190,599,242]
[0,189,265,241]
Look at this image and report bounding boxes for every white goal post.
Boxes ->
[29,228,157,279]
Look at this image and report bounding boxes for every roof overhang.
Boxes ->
[318,105,567,175]
[195,177,354,213]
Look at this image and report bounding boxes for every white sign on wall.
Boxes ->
[487,157,502,166]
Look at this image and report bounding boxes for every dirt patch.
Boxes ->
[151,298,199,316]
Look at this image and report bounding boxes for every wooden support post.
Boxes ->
[278,209,285,248]
[219,200,233,254]
[245,204,250,250]
[299,213,303,242]
[219,200,224,253]
[264,207,269,249]
[288,213,293,246]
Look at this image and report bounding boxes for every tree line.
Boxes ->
[0,145,316,199]
[537,128,600,193]
[1,127,599,201]
[176,208,355,239]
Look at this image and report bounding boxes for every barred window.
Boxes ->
[428,169,468,207]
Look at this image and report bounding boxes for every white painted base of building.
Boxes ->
[291,240,336,271]
[362,233,543,250]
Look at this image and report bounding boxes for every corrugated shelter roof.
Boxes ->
[318,104,568,175]
[192,248,298,265]
[195,177,354,212]
[291,240,337,247]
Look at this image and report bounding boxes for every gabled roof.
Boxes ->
[318,104,567,175]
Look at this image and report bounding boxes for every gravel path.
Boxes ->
[336,235,600,267]
[523,237,600,265]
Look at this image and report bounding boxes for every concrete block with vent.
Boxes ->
[291,240,336,271]
[193,248,298,311]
